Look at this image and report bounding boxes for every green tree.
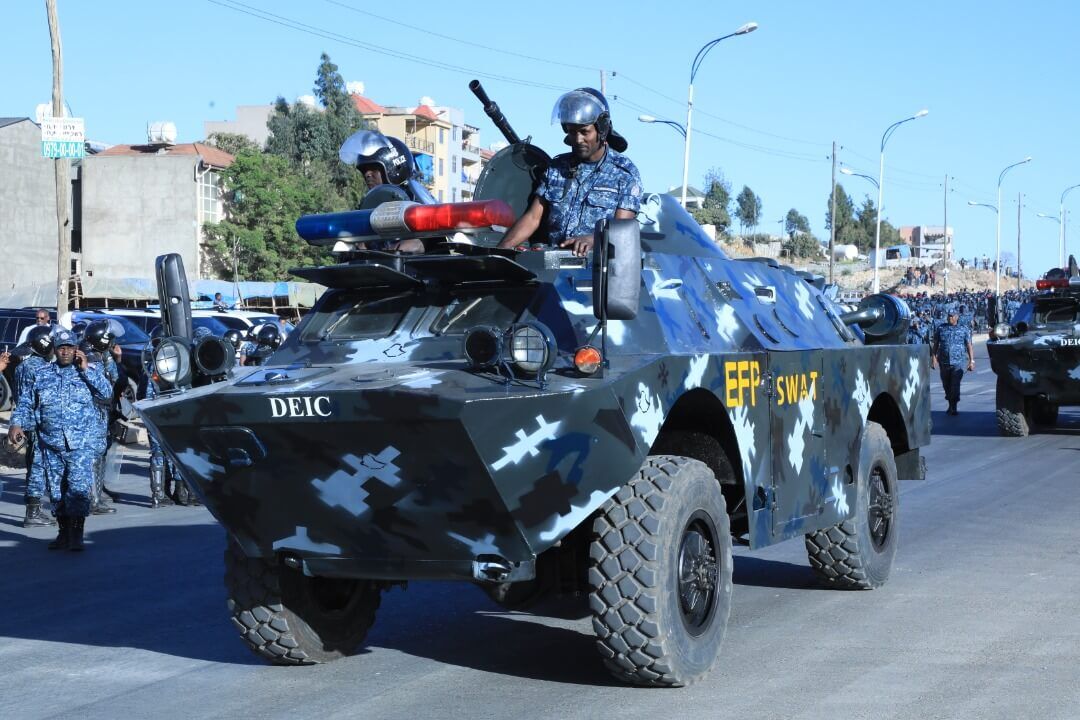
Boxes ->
[734,185,762,235]
[785,232,821,258]
[784,208,811,240]
[205,132,262,155]
[690,168,732,235]
[854,196,901,251]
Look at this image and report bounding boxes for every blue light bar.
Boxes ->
[296,210,376,246]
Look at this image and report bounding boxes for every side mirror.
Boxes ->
[155,253,193,343]
[592,218,641,321]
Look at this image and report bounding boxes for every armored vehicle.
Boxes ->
[136,83,930,687]
[988,257,1080,436]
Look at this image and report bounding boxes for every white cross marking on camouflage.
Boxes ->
[884,358,891,374]
[538,487,618,542]
[631,382,664,449]
[853,369,872,425]
[311,447,402,515]
[786,392,815,474]
[684,354,709,391]
[729,403,756,481]
[1069,365,1080,381]
[491,415,562,471]
[828,477,850,515]
[902,356,921,409]
[272,526,342,555]
[716,304,739,342]
[792,279,815,320]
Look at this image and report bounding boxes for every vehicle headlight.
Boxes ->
[463,326,503,369]
[508,323,557,376]
[153,337,192,388]
[992,322,1012,339]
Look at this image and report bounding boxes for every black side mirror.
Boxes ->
[592,218,641,321]
[155,253,192,343]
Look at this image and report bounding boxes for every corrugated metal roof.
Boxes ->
[0,117,31,130]
[94,142,234,168]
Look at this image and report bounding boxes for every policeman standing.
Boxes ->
[498,88,642,256]
[136,355,173,508]
[83,320,124,514]
[11,327,58,527]
[8,330,113,551]
[931,307,975,415]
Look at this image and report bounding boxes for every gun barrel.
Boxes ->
[469,79,521,145]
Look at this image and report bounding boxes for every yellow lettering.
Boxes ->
[725,362,741,407]
[748,362,760,407]
[809,371,819,400]
[799,374,808,400]
[776,374,786,405]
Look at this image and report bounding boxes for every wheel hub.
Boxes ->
[678,518,720,634]
[867,466,894,550]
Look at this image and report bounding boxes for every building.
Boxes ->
[203,105,274,148]
[81,141,234,283]
[0,117,66,304]
[900,225,953,263]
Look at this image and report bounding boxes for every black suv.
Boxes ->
[0,308,56,410]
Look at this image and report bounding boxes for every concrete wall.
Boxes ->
[204,105,273,148]
[0,120,60,298]
[80,154,200,282]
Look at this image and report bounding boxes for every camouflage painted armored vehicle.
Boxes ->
[988,257,1080,436]
[136,85,931,687]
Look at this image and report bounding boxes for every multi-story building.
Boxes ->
[900,225,953,262]
[203,105,274,148]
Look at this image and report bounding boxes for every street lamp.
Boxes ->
[994,157,1031,296]
[1059,184,1080,267]
[871,109,929,293]
[638,115,687,139]
[1036,212,1063,266]
[840,166,879,189]
[680,22,758,208]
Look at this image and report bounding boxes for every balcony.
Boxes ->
[461,142,480,164]
[406,133,435,155]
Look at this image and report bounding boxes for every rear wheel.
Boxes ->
[224,539,383,664]
[1032,399,1059,427]
[588,456,733,687]
[996,378,1031,437]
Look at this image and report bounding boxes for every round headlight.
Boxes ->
[509,323,557,376]
[463,326,503,368]
[153,337,192,388]
[993,322,1012,339]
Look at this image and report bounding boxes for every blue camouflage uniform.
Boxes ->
[11,358,112,518]
[14,355,51,500]
[536,147,643,245]
[140,374,166,472]
[932,320,973,410]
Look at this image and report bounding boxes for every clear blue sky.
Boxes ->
[6,0,1079,277]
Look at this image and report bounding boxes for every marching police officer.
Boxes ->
[931,307,975,415]
[12,326,58,527]
[8,330,113,551]
[498,87,642,257]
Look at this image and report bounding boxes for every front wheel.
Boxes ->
[805,421,899,590]
[588,456,733,687]
[996,379,1031,437]
[224,540,383,664]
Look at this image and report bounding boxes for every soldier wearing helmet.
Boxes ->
[499,88,642,257]
[10,326,58,528]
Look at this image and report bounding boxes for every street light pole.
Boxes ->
[872,109,928,293]
[994,157,1031,296]
[679,22,758,208]
[1060,184,1080,267]
[637,115,687,138]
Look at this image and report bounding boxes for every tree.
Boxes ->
[735,185,762,235]
[825,183,855,237]
[785,232,821,258]
[784,208,811,240]
[689,167,732,235]
[206,132,262,155]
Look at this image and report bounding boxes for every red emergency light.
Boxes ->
[404,200,516,233]
[1036,278,1069,290]
[297,199,517,246]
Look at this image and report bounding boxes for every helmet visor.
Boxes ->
[339,130,391,166]
[551,90,606,127]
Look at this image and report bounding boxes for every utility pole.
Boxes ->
[46,0,71,313]
[829,140,837,284]
[1017,191,1022,291]
[599,69,606,95]
[942,173,949,293]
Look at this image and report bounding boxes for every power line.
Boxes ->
[207,0,567,91]
[319,0,604,73]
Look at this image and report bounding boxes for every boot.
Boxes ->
[22,497,57,528]
[68,516,85,552]
[48,515,70,551]
[150,467,173,509]
[92,474,116,514]
[102,485,121,502]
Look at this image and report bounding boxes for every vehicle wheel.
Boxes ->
[589,455,733,687]
[996,378,1030,437]
[224,539,383,664]
[805,421,898,590]
[1032,399,1059,427]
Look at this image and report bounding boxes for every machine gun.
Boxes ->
[469,80,522,145]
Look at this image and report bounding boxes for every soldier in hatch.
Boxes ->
[498,87,643,257]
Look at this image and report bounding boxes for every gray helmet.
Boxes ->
[339,130,414,186]
[550,88,627,152]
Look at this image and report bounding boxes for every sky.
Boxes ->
[5,0,1080,278]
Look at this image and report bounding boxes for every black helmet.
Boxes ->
[338,130,414,186]
[27,325,54,358]
[255,323,282,350]
[551,88,628,152]
[223,328,244,349]
[84,319,115,353]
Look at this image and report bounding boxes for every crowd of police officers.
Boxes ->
[1,312,282,551]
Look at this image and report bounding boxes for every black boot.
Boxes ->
[92,474,116,515]
[150,467,173,509]
[23,497,57,528]
[48,516,70,551]
[68,516,85,552]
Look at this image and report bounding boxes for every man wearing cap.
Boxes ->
[498,87,642,257]
[7,329,112,551]
[930,307,975,416]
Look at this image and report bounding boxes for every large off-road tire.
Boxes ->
[805,421,898,590]
[996,378,1030,437]
[589,456,733,687]
[224,540,383,665]
[1032,399,1059,427]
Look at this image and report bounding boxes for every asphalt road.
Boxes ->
[2,340,1079,720]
